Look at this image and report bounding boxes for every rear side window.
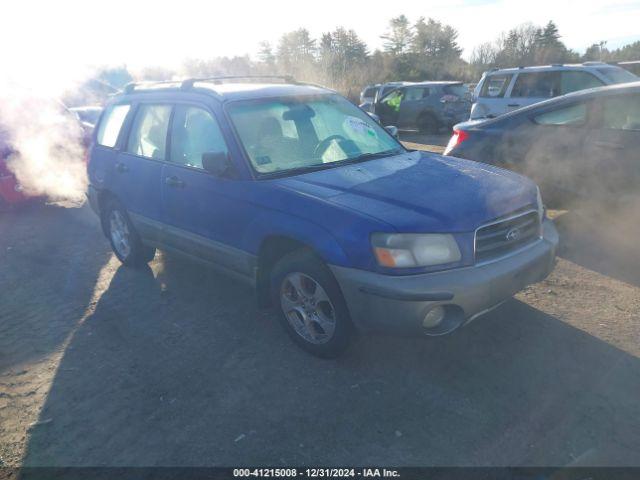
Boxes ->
[511,72,560,98]
[533,103,587,126]
[96,104,130,147]
[169,106,228,169]
[126,105,172,160]
[601,94,640,131]
[444,84,468,98]
[560,71,603,95]
[403,87,429,101]
[480,74,512,98]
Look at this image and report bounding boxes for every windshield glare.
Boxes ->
[228,95,402,175]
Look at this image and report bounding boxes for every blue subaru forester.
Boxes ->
[87,76,558,357]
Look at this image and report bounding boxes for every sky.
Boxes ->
[2,0,640,79]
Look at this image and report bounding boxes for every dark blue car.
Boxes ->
[87,77,558,357]
[445,82,640,204]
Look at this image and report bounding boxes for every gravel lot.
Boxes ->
[1,137,639,467]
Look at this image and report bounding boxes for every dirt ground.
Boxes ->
[1,136,639,467]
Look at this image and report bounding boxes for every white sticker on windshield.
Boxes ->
[343,116,377,139]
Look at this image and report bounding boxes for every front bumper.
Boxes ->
[331,218,558,334]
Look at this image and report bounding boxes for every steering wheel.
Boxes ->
[313,135,347,158]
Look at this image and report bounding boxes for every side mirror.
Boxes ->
[385,125,399,139]
[366,112,381,123]
[202,151,231,177]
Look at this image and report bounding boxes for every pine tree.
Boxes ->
[381,15,413,55]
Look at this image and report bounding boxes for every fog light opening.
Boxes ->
[422,305,445,329]
[422,305,465,336]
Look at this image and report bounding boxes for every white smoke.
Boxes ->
[0,71,92,205]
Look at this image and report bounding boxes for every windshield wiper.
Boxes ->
[259,162,338,179]
[342,148,405,164]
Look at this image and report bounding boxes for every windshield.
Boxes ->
[227,94,403,175]
[596,67,638,84]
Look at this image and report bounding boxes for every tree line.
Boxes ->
[95,16,640,102]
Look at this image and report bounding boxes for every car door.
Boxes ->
[160,103,253,276]
[110,103,171,235]
[584,92,640,196]
[375,88,404,126]
[522,101,591,198]
[397,86,430,129]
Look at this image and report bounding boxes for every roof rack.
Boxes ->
[181,75,296,89]
[123,80,182,94]
[123,75,299,94]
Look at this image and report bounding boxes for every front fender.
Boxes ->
[242,210,351,267]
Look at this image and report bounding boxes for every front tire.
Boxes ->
[270,250,353,358]
[103,200,156,267]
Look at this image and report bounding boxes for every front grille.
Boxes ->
[475,210,541,263]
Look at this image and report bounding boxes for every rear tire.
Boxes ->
[270,250,353,358]
[103,200,156,267]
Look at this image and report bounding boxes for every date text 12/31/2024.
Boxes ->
[233,468,400,478]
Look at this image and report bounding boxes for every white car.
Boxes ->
[470,62,637,119]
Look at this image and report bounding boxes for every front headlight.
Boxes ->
[371,233,462,268]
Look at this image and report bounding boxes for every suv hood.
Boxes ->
[274,151,537,232]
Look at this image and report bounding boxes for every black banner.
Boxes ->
[3,467,640,480]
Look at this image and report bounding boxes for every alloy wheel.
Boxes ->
[280,272,336,344]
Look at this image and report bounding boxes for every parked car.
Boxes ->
[359,82,408,112]
[373,81,472,133]
[445,82,640,204]
[471,62,637,120]
[70,106,103,128]
[87,76,558,357]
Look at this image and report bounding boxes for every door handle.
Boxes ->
[165,175,185,188]
[507,103,521,108]
[115,162,129,173]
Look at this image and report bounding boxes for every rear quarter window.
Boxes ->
[596,67,638,84]
[559,71,603,95]
[96,104,131,148]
